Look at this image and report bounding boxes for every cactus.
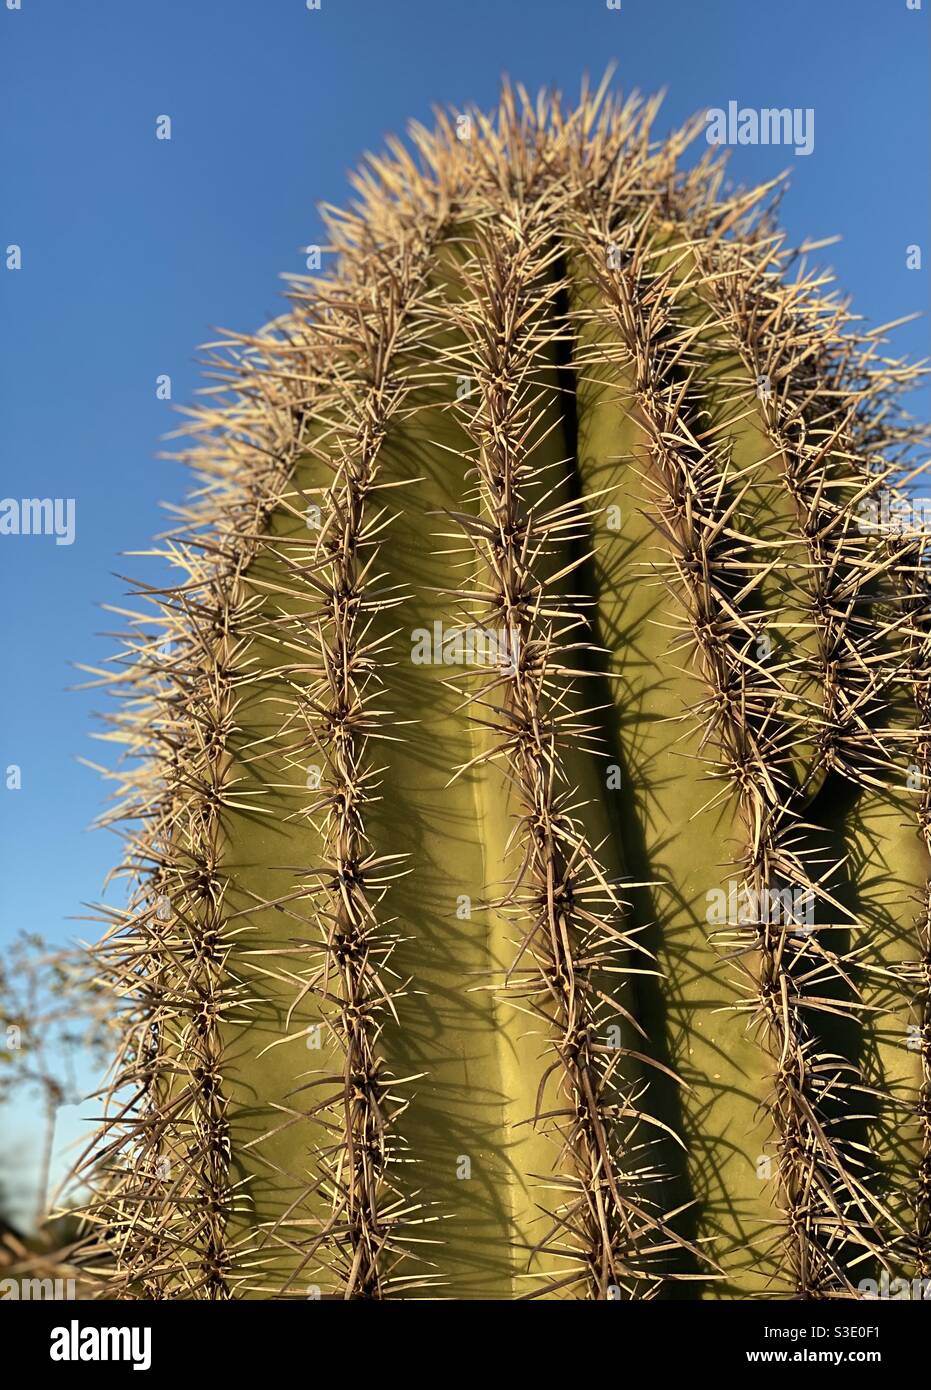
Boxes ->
[74,76,931,1301]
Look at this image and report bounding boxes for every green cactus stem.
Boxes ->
[73,75,931,1301]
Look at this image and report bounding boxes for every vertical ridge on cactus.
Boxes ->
[72,75,931,1300]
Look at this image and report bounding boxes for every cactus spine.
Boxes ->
[75,77,931,1300]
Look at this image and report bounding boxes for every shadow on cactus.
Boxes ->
[70,75,931,1301]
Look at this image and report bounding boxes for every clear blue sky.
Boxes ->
[1,0,928,1225]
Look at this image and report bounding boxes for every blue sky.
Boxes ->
[1,0,928,1226]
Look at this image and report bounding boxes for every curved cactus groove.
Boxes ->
[70,75,930,1300]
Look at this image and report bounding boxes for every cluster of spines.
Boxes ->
[431,184,700,1296]
[695,205,931,1278]
[70,120,478,1299]
[563,138,930,1293]
[74,325,317,1297]
[274,230,448,1298]
[69,75,930,1299]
